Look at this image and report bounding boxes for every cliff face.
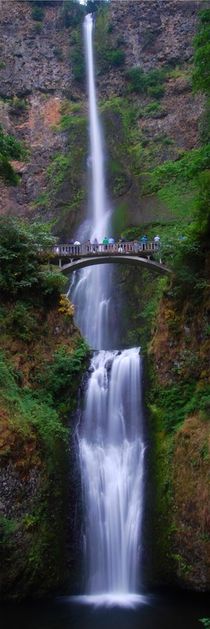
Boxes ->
[148,282,210,590]
[0,298,88,599]
[0,0,204,236]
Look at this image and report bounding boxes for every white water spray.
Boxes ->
[79,349,145,598]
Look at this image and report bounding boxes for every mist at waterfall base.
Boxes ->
[2,593,210,629]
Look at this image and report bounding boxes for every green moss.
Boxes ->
[126,67,167,97]
[157,180,198,219]
[0,125,27,184]
[147,391,176,582]
[47,112,87,221]
[33,191,49,210]
[147,144,210,192]
[112,202,128,234]
[94,7,124,74]
[139,101,166,118]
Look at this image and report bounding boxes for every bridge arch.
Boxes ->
[57,254,170,275]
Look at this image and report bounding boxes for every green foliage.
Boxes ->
[33,191,49,210]
[126,67,166,97]
[199,97,210,144]
[193,9,210,94]
[48,112,87,213]
[0,352,67,455]
[139,101,165,118]
[33,22,43,34]
[38,268,67,295]
[43,340,89,415]
[86,0,109,12]
[0,516,17,544]
[71,44,85,83]
[199,620,210,629]
[94,8,124,74]
[9,97,28,116]
[53,47,63,62]
[148,145,210,192]
[62,0,85,29]
[185,385,210,420]
[0,217,65,300]
[7,302,37,342]
[31,5,44,21]
[0,124,26,184]
[106,49,125,68]
[152,382,196,432]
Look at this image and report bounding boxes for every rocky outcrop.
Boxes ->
[0,0,205,236]
[0,0,70,97]
[110,0,201,70]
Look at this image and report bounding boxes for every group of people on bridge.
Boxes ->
[54,235,161,257]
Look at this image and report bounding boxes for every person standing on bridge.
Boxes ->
[139,235,148,250]
[103,236,109,251]
[154,235,160,248]
[93,237,98,252]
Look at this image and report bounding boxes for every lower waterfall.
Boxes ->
[78,348,145,601]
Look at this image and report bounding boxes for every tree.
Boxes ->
[0,125,26,184]
[0,218,65,299]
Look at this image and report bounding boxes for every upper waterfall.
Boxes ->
[70,13,114,350]
[84,14,109,240]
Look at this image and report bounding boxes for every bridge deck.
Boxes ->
[49,241,170,274]
[53,240,159,258]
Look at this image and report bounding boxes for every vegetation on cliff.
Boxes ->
[0,125,26,184]
[0,218,89,598]
[146,8,210,590]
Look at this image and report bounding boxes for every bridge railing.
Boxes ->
[53,241,159,256]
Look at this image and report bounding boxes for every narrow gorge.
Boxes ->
[0,1,210,628]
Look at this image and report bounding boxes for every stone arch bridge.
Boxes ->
[51,241,170,275]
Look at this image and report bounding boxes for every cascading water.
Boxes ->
[69,13,112,350]
[71,14,145,606]
[79,349,145,602]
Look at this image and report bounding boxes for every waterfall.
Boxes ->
[70,13,112,350]
[79,349,145,599]
[70,14,145,606]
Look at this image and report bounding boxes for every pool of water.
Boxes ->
[1,592,210,629]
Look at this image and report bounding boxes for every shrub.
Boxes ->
[42,340,90,416]
[0,124,26,184]
[0,217,65,300]
[31,5,44,21]
[9,97,28,116]
[62,0,85,29]
[106,49,125,68]
[149,144,210,191]
[193,9,210,94]
[33,22,43,34]
[126,67,166,96]
[71,46,85,83]
[7,302,37,342]
[199,619,210,629]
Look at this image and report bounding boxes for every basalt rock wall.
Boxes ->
[0,0,205,237]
